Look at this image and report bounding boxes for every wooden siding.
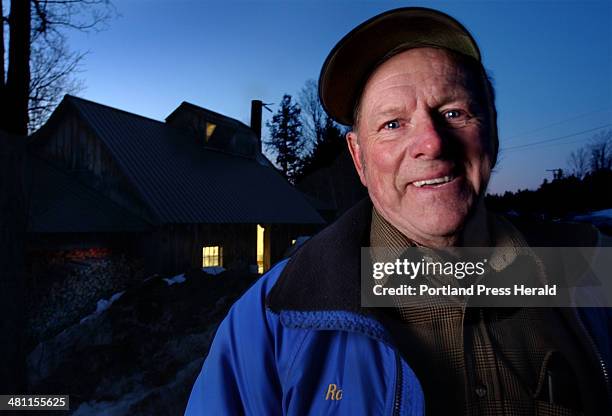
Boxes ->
[33,110,151,220]
[268,223,320,262]
[165,107,207,145]
[297,148,367,219]
[166,104,258,157]
[146,224,254,275]
[142,223,320,276]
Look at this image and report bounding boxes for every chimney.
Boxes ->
[250,100,263,154]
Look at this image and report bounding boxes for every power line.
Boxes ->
[503,135,594,154]
[503,136,590,154]
[500,123,612,152]
[503,107,612,143]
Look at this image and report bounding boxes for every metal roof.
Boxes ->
[45,96,323,224]
[27,154,151,233]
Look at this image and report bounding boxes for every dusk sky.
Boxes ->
[66,0,612,194]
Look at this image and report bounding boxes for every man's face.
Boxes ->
[347,47,494,246]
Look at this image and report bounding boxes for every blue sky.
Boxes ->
[67,0,612,193]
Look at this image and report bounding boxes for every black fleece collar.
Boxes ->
[266,198,373,313]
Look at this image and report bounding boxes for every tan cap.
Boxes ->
[319,7,482,126]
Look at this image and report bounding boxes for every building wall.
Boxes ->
[297,148,367,219]
[166,105,258,157]
[32,111,151,220]
[144,223,319,277]
[147,224,256,276]
[268,223,321,262]
[24,222,321,343]
[165,107,208,145]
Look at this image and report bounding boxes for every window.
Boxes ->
[202,245,223,267]
[205,122,216,142]
[257,225,265,274]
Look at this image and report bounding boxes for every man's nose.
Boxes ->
[407,112,445,160]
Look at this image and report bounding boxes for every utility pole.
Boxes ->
[546,168,564,181]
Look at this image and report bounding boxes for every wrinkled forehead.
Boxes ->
[365,48,477,93]
[355,47,490,122]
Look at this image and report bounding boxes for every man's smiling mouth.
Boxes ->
[412,175,455,188]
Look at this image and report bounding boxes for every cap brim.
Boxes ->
[319,7,481,126]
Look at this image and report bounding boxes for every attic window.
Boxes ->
[202,245,223,267]
[205,122,216,142]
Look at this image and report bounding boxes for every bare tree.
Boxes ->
[28,32,85,130]
[298,79,325,152]
[588,129,612,172]
[295,79,350,181]
[0,0,115,135]
[0,0,114,392]
[567,147,589,179]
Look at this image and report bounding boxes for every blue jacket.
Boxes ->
[185,200,611,415]
[185,259,424,415]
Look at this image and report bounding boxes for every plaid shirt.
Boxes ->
[370,209,590,415]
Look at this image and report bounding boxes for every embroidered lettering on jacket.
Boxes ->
[325,384,343,400]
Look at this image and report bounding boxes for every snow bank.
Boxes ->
[202,267,225,275]
[79,291,125,324]
[163,274,186,286]
[576,208,612,220]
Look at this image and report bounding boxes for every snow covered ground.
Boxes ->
[202,266,225,275]
[28,267,256,416]
[79,291,125,324]
[570,209,612,228]
[163,274,186,286]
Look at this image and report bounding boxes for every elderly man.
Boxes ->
[186,8,611,415]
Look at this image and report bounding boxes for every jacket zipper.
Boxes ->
[573,309,612,408]
[393,351,403,416]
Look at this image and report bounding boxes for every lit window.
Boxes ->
[257,225,265,274]
[206,122,216,142]
[202,246,223,267]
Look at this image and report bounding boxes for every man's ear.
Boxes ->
[346,131,367,187]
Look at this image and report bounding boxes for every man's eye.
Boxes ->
[440,109,473,127]
[444,110,463,120]
[384,120,400,130]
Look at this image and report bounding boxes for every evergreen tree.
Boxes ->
[265,94,305,183]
